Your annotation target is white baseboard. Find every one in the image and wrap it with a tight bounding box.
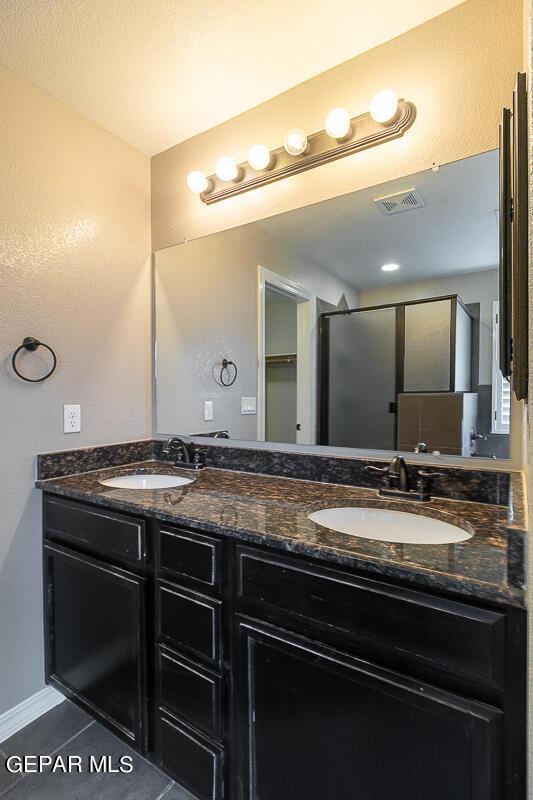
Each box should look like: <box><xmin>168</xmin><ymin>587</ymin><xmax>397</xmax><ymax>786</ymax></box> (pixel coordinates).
<box><xmin>0</xmin><ymin>687</ymin><xmax>65</xmax><ymax>744</ymax></box>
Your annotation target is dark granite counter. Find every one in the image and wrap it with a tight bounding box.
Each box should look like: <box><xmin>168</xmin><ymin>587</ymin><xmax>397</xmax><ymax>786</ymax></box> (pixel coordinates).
<box><xmin>35</xmin><ymin>459</ymin><xmax>527</xmax><ymax>608</ymax></box>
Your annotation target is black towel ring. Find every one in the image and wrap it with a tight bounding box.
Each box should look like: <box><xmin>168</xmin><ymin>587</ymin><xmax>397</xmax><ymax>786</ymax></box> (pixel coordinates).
<box><xmin>220</xmin><ymin>358</ymin><xmax>237</xmax><ymax>387</ymax></box>
<box><xmin>12</xmin><ymin>337</ymin><xmax>57</xmax><ymax>383</ymax></box>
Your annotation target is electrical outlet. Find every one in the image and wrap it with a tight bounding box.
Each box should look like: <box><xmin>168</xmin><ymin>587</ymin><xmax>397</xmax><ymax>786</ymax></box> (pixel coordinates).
<box><xmin>64</xmin><ymin>404</ymin><xmax>81</xmax><ymax>433</ymax></box>
<box><xmin>241</xmin><ymin>397</ymin><xmax>257</xmax><ymax>415</ymax></box>
<box><xmin>204</xmin><ymin>400</ymin><xmax>214</xmax><ymax>421</ymax></box>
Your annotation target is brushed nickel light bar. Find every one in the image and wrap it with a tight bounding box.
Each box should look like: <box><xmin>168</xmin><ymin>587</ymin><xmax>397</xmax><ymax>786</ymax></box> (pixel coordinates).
<box><xmin>186</xmin><ymin>91</ymin><xmax>416</xmax><ymax>205</ymax></box>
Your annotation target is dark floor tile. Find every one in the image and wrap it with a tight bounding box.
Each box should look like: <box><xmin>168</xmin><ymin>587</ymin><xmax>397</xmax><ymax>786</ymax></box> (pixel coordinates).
<box><xmin>0</xmin><ymin>701</ymin><xmax>93</xmax><ymax>797</ymax></box>
<box><xmin>3</xmin><ymin>722</ymin><xmax>171</xmax><ymax>800</ymax></box>
<box><xmin>158</xmin><ymin>781</ymin><xmax>198</xmax><ymax>800</ymax></box>
<box><xmin>0</xmin><ymin>764</ymin><xmax>22</xmax><ymax>797</ymax></box>
<box><xmin>1</xmin><ymin>701</ymin><xmax>92</xmax><ymax>760</ymax></box>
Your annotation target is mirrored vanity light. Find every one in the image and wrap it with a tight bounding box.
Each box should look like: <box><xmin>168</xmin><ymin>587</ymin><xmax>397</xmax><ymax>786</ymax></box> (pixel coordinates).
<box><xmin>283</xmin><ymin>128</ymin><xmax>308</xmax><ymax>156</ymax></box>
<box><xmin>186</xmin><ymin>170</ymin><xmax>210</xmax><ymax>194</ymax></box>
<box><xmin>325</xmin><ymin>107</ymin><xmax>351</xmax><ymax>140</ymax></box>
<box><xmin>248</xmin><ymin>144</ymin><xmax>272</xmax><ymax>171</ymax></box>
<box><xmin>215</xmin><ymin>156</ymin><xmax>240</xmax><ymax>182</ymax></box>
<box><xmin>194</xmin><ymin>92</ymin><xmax>415</xmax><ymax>203</ymax></box>
<box><xmin>370</xmin><ymin>90</ymin><xmax>399</xmax><ymax>124</ymax></box>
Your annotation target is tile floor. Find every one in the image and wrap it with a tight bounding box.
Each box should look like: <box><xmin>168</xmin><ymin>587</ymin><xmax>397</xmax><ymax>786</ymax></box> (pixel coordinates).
<box><xmin>0</xmin><ymin>700</ymin><xmax>195</xmax><ymax>799</ymax></box>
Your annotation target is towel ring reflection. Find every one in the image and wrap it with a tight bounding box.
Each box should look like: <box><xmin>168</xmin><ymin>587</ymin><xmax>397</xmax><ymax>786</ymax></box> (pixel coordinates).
<box><xmin>220</xmin><ymin>358</ymin><xmax>237</xmax><ymax>387</ymax></box>
<box><xmin>12</xmin><ymin>337</ymin><xmax>57</xmax><ymax>382</ymax></box>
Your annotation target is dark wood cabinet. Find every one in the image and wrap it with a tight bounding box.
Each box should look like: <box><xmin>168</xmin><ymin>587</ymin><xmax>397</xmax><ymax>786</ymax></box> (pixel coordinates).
<box><xmin>41</xmin><ymin>493</ymin><xmax>525</xmax><ymax>800</ymax></box>
<box><xmin>43</xmin><ymin>541</ymin><xmax>148</xmax><ymax>751</ymax></box>
<box><xmin>44</xmin><ymin>495</ymin><xmax>146</xmax><ymax>564</ymax></box>
<box><xmin>236</xmin><ymin>547</ymin><xmax>506</xmax><ymax>692</ymax></box>
<box><xmin>159</xmin><ymin>524</ymin><xmax>221</xmax><ymax>590</ymax></box>
<box><xmin>157</xmin><ymin>711</ymin><xmax>224</xmax><ymax>800</ymax></box>
<box><xmin>236</xmin><ymin>619</ymin><xmax>503</xmax><ymax>800</ymax></box>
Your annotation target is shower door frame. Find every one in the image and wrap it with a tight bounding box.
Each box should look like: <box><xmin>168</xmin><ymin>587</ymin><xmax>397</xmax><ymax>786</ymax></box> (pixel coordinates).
<box><xmin>317</xmin><ymin>294</ymin><xmax>472</xmax><ymax>447</ymax></box>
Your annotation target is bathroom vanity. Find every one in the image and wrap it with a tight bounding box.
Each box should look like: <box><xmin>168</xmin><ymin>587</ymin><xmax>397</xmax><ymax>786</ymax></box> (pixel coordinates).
<box><xmin>36</xmin><ymin>446</ymin><xmax>526</xmax><ymax>800</ymax></box>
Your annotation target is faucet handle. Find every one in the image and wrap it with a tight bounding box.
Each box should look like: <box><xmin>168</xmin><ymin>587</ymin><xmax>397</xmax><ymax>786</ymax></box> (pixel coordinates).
<box><xmin>417</xmin><ymin>470</ymin><xmax>446</xmax><ymax>478</ymax></box>
<box><xmin>416</xmin><ymin>469</ymin><xmax>445</xmax><ymax>498</ymax></box>
<box><xmin>365</xmin><ymin>464</ymin><xmax>391</xmax><ymax>489</ymax></box>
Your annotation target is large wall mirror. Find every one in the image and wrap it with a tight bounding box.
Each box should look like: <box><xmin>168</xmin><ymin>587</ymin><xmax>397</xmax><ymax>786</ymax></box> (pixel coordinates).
<box><xmin>154</xmin><ymin>149</ymin><xmax>511</xmax><ymax>460</ymax></box>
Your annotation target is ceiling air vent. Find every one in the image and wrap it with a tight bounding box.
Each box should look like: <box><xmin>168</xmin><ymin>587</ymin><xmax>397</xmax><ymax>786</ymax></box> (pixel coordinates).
<box><xmin>374</xmin><ymin>188</ymin><xmax>425</xmax><ymax>216</ymax></box>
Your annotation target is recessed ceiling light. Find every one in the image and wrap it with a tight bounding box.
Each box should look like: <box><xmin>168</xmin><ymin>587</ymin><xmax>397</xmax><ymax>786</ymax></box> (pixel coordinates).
<box><xmin>381</xmin><ymin>263</ymin><xmax>400</xmax><ymax>272</ymax></box>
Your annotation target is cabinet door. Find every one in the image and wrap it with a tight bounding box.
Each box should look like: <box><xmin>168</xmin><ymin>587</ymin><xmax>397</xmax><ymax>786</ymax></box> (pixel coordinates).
<box><xmin>237</xmin><ymin>620</ymin><xmax>503</xmax><ymax>800</ymax></box>
<box><xmin>44</xmin><ymin>542</ymin><xmax>147</xmax><ymax>751</ymax></box>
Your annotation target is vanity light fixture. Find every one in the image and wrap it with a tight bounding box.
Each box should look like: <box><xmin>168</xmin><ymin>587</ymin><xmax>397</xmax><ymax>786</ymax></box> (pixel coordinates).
<box><xmin>248</xmin><ymin>144</ymin><xmax>272</xmax><ymax>171</ymax></box>
<box><xmin>381</xmin><ymin>263</ymin><xmax>400</xmax><ymax>272</ymax></box>
<box><xmin>186</xmin><ymin>170</ymin><xmax>210</xmax><ymax>194</ymax></box>
<box><xmin>215</xmin><ymin>156</ymin><xmax>240</xmax><ymax>182</ymax></box>
<box><xmin>369</xmin><ymin>90</ymin><xmax>399</xmax><ymax>124</ymax></box>
<box><xmin>325</xmin><ymin>107</ymin><xmax>351</xmax><ymax>140</ymax></box>
<box><xmin>283</xmin><ymin>128</ymin><xmax>308</xmax><ymax>156</ymax></box>
<box><xmin>189</xmin><ymin>90</ymin><xmax>415</xmax><ymax>203</ymax></box>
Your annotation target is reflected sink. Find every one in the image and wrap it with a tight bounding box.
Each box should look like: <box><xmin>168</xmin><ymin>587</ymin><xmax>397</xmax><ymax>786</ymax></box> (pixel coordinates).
<box><xmin>99</xmin><ymin>474</ymin><xmax>194</xmax><ymax>490</ymax></box>
<box><xmin>308</xmin><ymin>506</ymin><xmax>472</xmax><ymax>545</ymax></box>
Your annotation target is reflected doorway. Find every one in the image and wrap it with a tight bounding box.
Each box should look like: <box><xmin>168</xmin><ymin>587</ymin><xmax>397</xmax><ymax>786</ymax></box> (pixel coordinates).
<box><xmin>258</xmin><ymin>267</ymin><xmax>317</xmax><ymax>445</ymax></box>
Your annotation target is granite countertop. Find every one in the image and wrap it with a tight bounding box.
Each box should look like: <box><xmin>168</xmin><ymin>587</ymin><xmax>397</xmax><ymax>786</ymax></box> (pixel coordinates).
<box><xmin>36</xmin><ymin>460</ymin><xmax>527</xmax><ymax>608</ymax></box>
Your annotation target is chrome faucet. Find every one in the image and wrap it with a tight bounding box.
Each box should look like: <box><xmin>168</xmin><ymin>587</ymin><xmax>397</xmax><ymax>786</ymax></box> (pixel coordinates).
<box><xmin>162</xmin><ymin>436</ymin><xmax>204</xmax><ymax>469</ymax></box>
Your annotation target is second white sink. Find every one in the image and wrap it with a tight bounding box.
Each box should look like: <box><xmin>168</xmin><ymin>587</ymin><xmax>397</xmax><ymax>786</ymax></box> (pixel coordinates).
<box><xmin>308</xmin><ymin>506</ymin><xmax>472</xmax><ymax>545</ymax></box>
<box><xmin>99</xmin><ymin>474</ymin><xmax>194</xmax><ymax>489</ymax></box>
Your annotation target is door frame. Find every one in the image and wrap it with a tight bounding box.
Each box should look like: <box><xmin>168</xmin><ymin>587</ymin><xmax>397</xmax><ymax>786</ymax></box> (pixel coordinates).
<box><xmin>257</xmin><ymin>266</ymin><xmax>317</xmax><ymax>443</ymax></box>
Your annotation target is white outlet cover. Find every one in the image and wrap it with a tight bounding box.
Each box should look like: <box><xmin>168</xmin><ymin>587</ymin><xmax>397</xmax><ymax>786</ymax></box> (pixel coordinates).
<box><xmin>241</xmin><ymin>397</ymin><xmax>257</xmax><ymax>415</ymax></box>
<box><xmin>63</xmin><ymin>404</ymin><xmax>81</xmax><ymax>433</ymax></box>
<box><xmin>204</xmin><ymin>400</ymin><xmax>214</xmax><ymax>421</ymax></box>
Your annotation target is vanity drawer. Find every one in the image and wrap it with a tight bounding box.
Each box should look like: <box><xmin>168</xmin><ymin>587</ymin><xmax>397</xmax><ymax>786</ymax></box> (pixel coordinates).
<box><xmin>236</xmin><ymin>548</ymin><xmax>506</xmax><ymax>689</ymax></box>
<box><xmin>43</xmin><ymin>495</ymin><xmax>145</xmax><ymax>563</ymax></box>
<box><xmin>158</xmin><ymin>580</ymin><xmax>222</xmax><ymax>667</ymax></box>
<box><xmin>159</xmin><ymin>525</ymin><xmax>221</xmax><ymax>591</ymax></box>
<box><xmin>159</xmin><ymin>647</ymin><xmax>222</xmax><ymax>740</ymax></box>
<box><xmin>156</xmin><ymin>711</ymin><xmax>224</xmax><ymax>800</ymax></box>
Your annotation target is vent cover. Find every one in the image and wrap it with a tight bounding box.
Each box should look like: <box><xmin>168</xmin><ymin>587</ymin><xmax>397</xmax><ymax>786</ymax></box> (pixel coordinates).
<box><xmin>374</xmin><ymin>188</ymin><xmax>425</xmax><ymax>215</ymax></box>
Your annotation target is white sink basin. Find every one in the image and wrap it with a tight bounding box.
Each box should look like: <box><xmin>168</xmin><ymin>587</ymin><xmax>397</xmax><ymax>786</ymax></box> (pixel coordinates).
<box><xmin>99</xmin><ymin>474</ymin><xmax>194</xmax><ymax>490</ymax></box>
<box><xmin>308</xmin><ymin>506</ymin><xmax>472</xmax><ymax>545</ymax></box>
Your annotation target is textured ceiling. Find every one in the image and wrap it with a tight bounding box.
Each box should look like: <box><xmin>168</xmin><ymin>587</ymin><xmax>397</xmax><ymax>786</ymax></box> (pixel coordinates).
<box><xmin>0</xmin><ymin>0</ymin><xmax>465</xmax><ymax>155</ymax></box>
<box><xmin>258</xmin><ymin>150</ymin><xmax>499</xmax><ymax>290</ymax></box>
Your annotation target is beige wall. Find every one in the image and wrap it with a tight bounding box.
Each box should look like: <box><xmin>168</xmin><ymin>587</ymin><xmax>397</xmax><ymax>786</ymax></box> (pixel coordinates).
<box><xmin>155</xmin><ymin>223</ymin><xmax>358</xmax><ymax>437</ymax></box>
<box><xmin>152</xmin><ymin>0</ymin><xmax>523</xmax><ymax>252</ymax></box>
<box><xmin>0</xmin><ymin>65</ymin><xmax>151</xmax><ymax>715</ymax></box>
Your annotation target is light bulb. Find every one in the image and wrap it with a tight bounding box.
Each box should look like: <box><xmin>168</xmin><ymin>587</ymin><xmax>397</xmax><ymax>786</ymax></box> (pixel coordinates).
<box><xmin>284</xmin><ymin>128</ymin><xmax>308</xmax><ymax>156</ymax></box>
<box><xmin>248</xmin><ymin>144</ymin><xmax>272</xmax><ymax>171</ymax></box>
<box><xmin>381</xmin><ymin>263</ymin><xmax>400</xmax><ymax>272</ymax></box>
<box><xmin>215</xmin><ymin>156</ymin><xmax>239</xmax><ymax>181</ymax></box>
<box><xmin>325</xmin><ymin>107</ymin><xmax>351</xmax><ymax>140</ymax></box>
<box><xmin>186</xmin><ymin>170</ymin><xmax>209</xmax><ymax>194</ymax></box>
<box><xmin>370</xmin><ymin>90</ymin><xmax>399</xmax><ymax>124</ymax></box>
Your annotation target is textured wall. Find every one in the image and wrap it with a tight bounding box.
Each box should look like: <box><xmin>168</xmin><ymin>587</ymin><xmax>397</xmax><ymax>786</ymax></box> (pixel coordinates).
<box><xmin>0</xmin><ymin>65</ymin><xmax>151</xmax><ymax>715</ymax></box>
<box><xmin>155</xmin><ymin>222</ymin><xmax>358</xmax><ymax>437</ymax></box>
<box><xmin>151</xmin><ymin>0</ymin><xmax>523</xmax><ymax>251</ymax></box>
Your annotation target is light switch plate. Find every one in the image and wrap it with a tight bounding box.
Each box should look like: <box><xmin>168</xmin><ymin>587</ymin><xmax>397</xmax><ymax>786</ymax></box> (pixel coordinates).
<box><xmin>204</xmin><ymin>400</ymin><xmax>214</xmax><ymax>421</ymax></box>
<box><xmin>241</xmin><ymin>397</ymin><xmax>257</xmax><ymax>415</ymax></box>
<box><xmin>64</xmin><ymin>404</ymin><xmax>81</xmax><ymax>433</ymax></box>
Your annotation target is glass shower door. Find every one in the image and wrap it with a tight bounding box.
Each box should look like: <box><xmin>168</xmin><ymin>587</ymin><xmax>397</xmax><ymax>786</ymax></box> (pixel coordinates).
<box><xmin>322</xmin><ymin>307</ymin><xmax>397</xmax><ymax>449</ymax></box>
